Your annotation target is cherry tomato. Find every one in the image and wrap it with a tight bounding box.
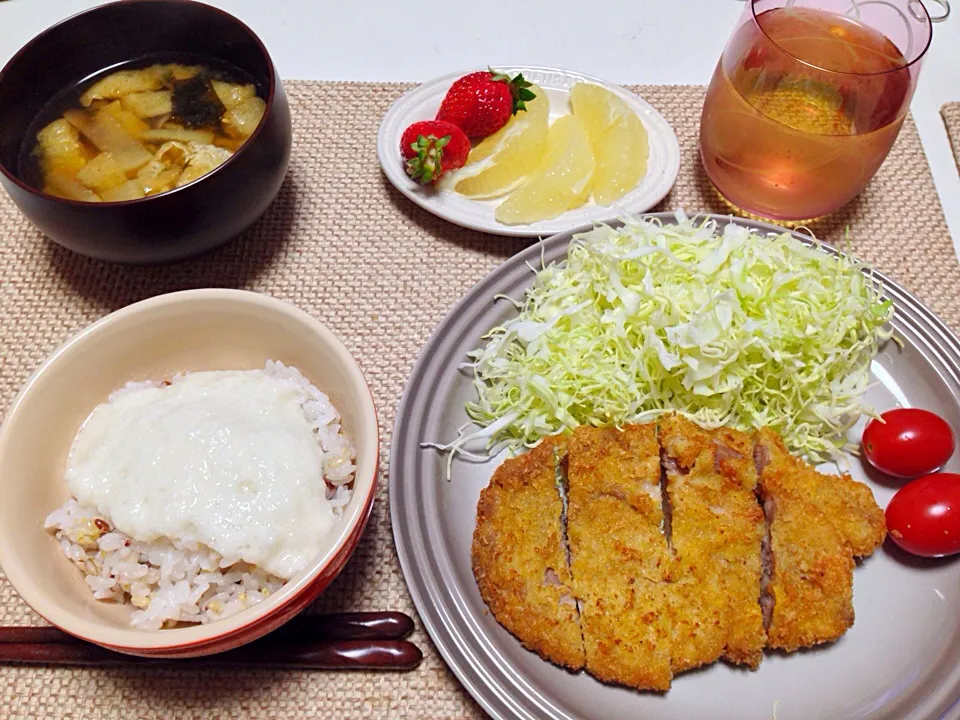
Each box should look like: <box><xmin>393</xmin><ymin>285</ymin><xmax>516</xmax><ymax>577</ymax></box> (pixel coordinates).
<box><xmin>862</xmin><ymin>408</ymin><xmax>954</xmax><ymax>478</ymax></box>
<box><xmin>886</xmin><ymin>473</ymin><xmax>960</xmax><ymax>557</ymax></box>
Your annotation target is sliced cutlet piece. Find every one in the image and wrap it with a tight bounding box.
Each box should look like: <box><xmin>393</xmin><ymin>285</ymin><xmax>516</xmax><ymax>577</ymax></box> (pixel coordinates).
<box><xmin>567</xmin><ymin>423</ymin><xmax>673</xmax><ymax>691</ymax></box>
<box><xmin>755</xmin><ymin>429</ymin><xmax>886</xmax><ymax>555</ymax></box>
<box><xmin>754</xmin><ymin>428</ymin><xmax>885</xmax><ymax>652</ymax></box>
<box><xmin>473</xmin><ymin>435</ymin><xmax>585</xmax><ymax>670</ymax></box>
<box><xmin>659</xmin><ymin>414</ymin><xmax>766</xmax><ymax>671</ymax></box>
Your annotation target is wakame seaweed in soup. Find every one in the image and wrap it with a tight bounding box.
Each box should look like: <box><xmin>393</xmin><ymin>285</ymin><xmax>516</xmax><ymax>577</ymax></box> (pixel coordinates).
<box><xmin>20</xmin><ymin>55</ymin><xmax>267</xmax><ymax>202</ymax></box>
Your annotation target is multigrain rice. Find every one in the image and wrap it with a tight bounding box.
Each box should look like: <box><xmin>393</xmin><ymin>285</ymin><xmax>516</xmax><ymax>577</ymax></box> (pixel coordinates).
<box><xmin>45</xmin><ymin>361</ymin><xmax>355</xmax><ymax>630</ymax></box>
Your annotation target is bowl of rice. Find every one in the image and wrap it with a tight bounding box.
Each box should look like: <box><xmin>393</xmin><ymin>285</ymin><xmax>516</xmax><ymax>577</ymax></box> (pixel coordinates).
<box><xmin>0</xmin><ymin>289</ymin><xmax>378</xmax><ymax>657</ymax></box>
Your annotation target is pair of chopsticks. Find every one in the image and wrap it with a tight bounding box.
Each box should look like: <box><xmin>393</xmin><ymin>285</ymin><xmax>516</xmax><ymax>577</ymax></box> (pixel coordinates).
<box><xmin>0</xmin><ymin>611</ymin><xmax>422</xmax><ymax>671</ymax></box>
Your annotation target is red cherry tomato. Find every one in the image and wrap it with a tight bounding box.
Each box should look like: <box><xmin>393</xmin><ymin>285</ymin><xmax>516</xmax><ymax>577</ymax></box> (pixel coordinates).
<box><xmin>862</xmin><ymin>408</ymin><xmax>954</xmax><ymax>478</ymax></box>
<box><xmin>886</xmin><ymin>473</ymin><xmax>960</xmax><ymax>557</ymax></box>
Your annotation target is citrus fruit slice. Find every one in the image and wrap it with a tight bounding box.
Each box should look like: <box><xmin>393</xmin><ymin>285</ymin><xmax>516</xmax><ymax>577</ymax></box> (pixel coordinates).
<box><xmin>569</xmin><ymin>83</ymin><xmax>648</xmax><ymax>206</ymax></box>
<box><xmin>447</xmin><ymin>85</ymin><xmax>549</xmax><ymax>200</ymax></box>
<box><xmin>494</xmin><ymin>114</ymin><xmax>595</xmax><ymax>225</ymax></box>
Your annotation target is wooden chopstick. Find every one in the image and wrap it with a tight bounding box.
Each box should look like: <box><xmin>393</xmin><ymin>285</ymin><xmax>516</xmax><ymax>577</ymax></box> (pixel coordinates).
<box><xmin>0</xmin><ymin>611</ymin><xmax>415</xmax><ymax>645</ymax></box>
<box><xmin>0</xmin><ymin>640</ymin><xmax>422</xmax><ymax>670</ymax></box>
<box><xmin>0</xmin><ymin>611</ymin><xmax>422</xmax><ymax>671</ymax></box>
<box><xmin>268</xmin><ymin>611</ymin><xmax>415</xmax><ymax>641</ymax></box>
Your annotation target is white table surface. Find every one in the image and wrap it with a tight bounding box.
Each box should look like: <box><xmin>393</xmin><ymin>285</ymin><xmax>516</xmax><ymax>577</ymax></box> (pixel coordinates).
<box><xmin>2</xmin><ymin>0</ymin><xmax>958</xmax><ymax>255</ymax></box>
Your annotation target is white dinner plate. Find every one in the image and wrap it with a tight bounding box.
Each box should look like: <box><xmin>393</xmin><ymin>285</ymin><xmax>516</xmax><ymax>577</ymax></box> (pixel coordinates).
<box><xmin>377</xmin><ymin>66</ymin><xmax>681</xmax><ymax>237</ymax></box>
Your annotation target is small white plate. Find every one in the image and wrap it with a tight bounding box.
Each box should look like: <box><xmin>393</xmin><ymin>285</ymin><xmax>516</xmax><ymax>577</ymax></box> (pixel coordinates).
<box><xmin>377</xmin><ymin>66</ymin><xmax>681</xmax><ymax>237</ymax></box>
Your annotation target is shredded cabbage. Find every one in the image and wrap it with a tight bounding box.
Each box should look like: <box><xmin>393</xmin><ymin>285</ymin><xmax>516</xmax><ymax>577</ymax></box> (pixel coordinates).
<box><xmin>442</xmin><ymin>212</ymin><xmax>894</xmax><ymax>464</ymax></box>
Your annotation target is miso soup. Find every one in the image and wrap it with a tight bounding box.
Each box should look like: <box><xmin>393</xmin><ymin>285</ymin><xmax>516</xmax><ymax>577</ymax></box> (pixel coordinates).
<box><xmin>23</xmin><ymin>57</ymin><xmax>266</xmax><ymax>202</ymax></box>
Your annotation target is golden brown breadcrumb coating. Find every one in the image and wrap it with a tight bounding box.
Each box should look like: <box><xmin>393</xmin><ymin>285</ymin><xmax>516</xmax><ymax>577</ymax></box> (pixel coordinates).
<box><xmin>755</xmin><ymin>429</ymin><xmax>887</xmax><ymax>555</ymax></box>
<box><xmin>471</xmin><ymin>420</ymin><xmax>887</xmax><ymax>689</ymax></box>
<box><xmin>472</xmin><ymin>435</ymin><xmax>585</xmax><ymax>670</ymax></box>
<box><xmin>567</xmin><ymin>424</ymin><xmax>673</xmax><ymax>692</ymax></box>
<box><xmin>660</xmin><ymin>414</ymin><xmax>767</xmax><ymax>671</ymax></box>
<box><xmin>754</xmin><ymin>428</ymin><xmax>885</xmax><ymax>652</ymax></box>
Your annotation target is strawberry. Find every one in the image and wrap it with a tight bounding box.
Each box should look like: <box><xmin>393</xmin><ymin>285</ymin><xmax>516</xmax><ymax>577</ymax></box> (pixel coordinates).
<box><xmin>400</xmin><ymin>120</ymin><xmax>471</xmax><ymax>184</ymax></box>
<box><xmin>436</xmin><ymin>69</ymin><xmax>536</xmax><ymax>139</ymax></box>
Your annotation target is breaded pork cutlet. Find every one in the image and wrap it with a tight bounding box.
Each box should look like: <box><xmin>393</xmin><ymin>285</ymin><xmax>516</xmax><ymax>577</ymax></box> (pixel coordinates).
<box><xmin>753</xmin><ymin>428</ymin><xmax>886</xmax><ymax>652</ymax></box>
<box><xmin>659</xmin><ymin>414</ymin><xmax>767</xmax><ymax>671</ymax></box>
<box><xmin>472</xmin><ymin>435</ymin><xmax>585</xmax><ymax>670</ymax></box>
<box><xmin>755</xmin><ymin>429</ymin><xmax>887</xmax><ymax>555</ymax></box>
<box><xmin>567</xmin><ymin>424</ymin><xmax>673</xmax><ymax>691</ymax></box>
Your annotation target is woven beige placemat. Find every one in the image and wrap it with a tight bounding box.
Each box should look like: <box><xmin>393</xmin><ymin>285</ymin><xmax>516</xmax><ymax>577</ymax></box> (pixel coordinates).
<box><xmin>941</xmin><ymin>102</ymin><xmax>960</xmax><ymax>173</ymax></box>
<box><xmin>0</xmin><ymin>81</ymin><xmax>957</xmax><ymax>719</ymax></box>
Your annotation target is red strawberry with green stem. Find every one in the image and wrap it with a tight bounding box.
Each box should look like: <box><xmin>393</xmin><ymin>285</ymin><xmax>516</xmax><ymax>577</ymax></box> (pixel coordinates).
<box><xmin>400</xmin><ymin>120</ymin><xmax>471</xmax><ymax>184</ymax></box>
<box><xmin>436</xmin><ymin>69</ymin><xmax>536</xmax><ymax>139</ymax></box>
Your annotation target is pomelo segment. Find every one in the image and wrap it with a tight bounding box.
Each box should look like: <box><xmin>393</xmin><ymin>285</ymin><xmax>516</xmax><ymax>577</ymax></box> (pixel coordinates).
<box><xmin>449</xmin><ymin>85</ymin><xmax>549</xmax><ymax>200</ymax></box>
<box><xmin>570</xmin><ymin>83</ymin><xmax>648</xmax><ymax>205</ymax></box>
<box><xmin>495</xmin><ymin>114</ymin><xmax>594</xmax><ymax>225</ymax></box>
